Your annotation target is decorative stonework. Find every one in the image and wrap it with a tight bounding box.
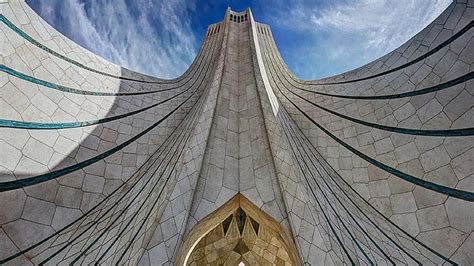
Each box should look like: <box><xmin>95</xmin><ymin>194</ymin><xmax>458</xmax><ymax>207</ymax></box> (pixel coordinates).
<box><xmin>0</xmin><ymin>1</ymin><xmax>473</xmax><ymax>264</ymax></box>
<box><xmin>176</xmin><ymin>194</ymin><xmax>299</xmax><ymax>266</ymax></box>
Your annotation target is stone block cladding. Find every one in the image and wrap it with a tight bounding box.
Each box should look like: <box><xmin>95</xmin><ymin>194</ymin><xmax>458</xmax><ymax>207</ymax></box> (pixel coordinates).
<box><xmin>0</xmin><ymin>0</ymin><xmax>472</xmax><ymax>264</ymax></box>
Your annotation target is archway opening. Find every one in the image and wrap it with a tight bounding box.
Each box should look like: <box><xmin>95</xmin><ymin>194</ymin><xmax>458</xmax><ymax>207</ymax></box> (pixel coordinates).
<box><xmin>176</xmin><ymin>194</ymin><xmax>299</xmax><ymax>265</ymax></box>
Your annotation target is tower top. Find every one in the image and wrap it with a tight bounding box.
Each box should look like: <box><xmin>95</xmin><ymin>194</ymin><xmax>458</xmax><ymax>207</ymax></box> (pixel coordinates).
<box><xmin>226</xmin><ymin>7</ymin><xmax>252</xmax><ymax>23</ymax></box>
<box><xmin>1</xmin><ymin>1</ymin><xmax>472</xmax><ymax>265</ymax></box>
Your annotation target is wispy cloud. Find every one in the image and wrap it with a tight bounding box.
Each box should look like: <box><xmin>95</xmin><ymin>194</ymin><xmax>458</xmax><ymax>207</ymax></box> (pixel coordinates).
<box><xmin>308</xmin><ymin>0</ymin><xmax>450</xmax><ymax>52</ymax></box>
<box><xmin>262</xmin><ymin>0</ymin><xmax>451</xmax><ymax>79</ymax></box>
<box><xmin>28</xmin><ymin>0</ymin><xmax>452</xmax><ymax>80</ymax></box>
<box><xmin>28</xmin><ymin>0</ymin><xmax>197</xmax><ymax>79</ymax></box>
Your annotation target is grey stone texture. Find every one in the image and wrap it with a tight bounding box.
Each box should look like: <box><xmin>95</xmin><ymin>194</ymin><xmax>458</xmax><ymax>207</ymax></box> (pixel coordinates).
<box><xmin>0</xmin><ymin>0</ymin><xmax>473</xmax><ymax>265</ymax></box>
<box><xmin>255</xmin><ymin>0</ymin><xmax>474</xmax><ymax>264</ymax></box>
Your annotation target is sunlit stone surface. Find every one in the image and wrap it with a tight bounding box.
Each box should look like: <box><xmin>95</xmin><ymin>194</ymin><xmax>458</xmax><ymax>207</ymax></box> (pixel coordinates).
<box><xmin>0</xmin><ymin>1</ymin><xmax>473</xmax><ymax>264</ymax></box>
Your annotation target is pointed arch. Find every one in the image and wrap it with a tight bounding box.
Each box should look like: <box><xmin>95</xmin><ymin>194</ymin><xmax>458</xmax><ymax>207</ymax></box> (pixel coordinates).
<box><xmin>175</xmin><ymin>193</ymin><xmax>300</xmax><ymax>265</ymax></box>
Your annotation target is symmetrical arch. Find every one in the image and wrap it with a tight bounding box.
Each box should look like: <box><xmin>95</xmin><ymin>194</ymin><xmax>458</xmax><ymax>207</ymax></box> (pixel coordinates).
<box><xmin>0</xmin><ymin>1</ymin><xmax>473</xmax><ymax>265</ymax></box>
<box><xmin>176</xmin><ymin>194</ymin><xmax>300</xmax><ymax>265</ymax></box>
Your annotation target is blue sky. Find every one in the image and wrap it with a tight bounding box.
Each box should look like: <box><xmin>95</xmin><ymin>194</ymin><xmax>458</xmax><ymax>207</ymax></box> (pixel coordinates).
<box><xmin>26</xmin><ymin>0</ymin><xmax>451</xmax><ymax>80</ymax></box>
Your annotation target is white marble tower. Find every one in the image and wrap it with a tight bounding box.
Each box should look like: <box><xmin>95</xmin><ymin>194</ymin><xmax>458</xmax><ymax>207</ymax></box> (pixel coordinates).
<box><xmin>0</xmin><ymin>1</ymin><xmax>473</xmax><ymax>264</ymax></box>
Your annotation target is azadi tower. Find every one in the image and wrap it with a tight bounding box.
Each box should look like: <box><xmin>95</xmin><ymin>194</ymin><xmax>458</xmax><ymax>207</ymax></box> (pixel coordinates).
<box><xmin>0</xmin><ymin>0</ymin><xmax>473</xmax><ymax>265</ymax></box>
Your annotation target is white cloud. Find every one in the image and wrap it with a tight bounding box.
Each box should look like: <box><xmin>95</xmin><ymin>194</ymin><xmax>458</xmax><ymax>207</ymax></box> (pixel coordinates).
<box><xmin>262</xmin><ymin>0</ymin><xmax>451</xmax><ymax>79</ymax></box>
<box><xmin>308</xmin><ymin>0</ymin><xmax>451</xmax><ymax>53</ymax></box>
<box><xmin>33</xmin><ymin>0</ymin><xmax>197</xmax><ymax>79</ymax></box>
<box><xmin>30</xmin><ymin>0</ymin><xmax>453</xmax><ymax>80</ymax></box>
<box><xmin>37</xmin><ymin>1</ymin><xmax>56</xmax><ymax>24</ymax></box>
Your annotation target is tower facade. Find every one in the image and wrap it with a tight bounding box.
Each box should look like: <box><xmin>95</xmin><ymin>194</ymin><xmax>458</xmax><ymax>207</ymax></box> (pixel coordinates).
<box><xmin>0</xmin><ymin>1</ymin><xmax>473</xmax><ymax>265</ymax></box>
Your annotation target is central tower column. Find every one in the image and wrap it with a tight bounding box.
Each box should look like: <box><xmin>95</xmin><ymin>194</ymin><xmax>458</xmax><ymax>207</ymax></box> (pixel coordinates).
<box><xmin>138</xmin><ymin>8</ymin><xmax>298</xmax><ymax>265</ymax></box>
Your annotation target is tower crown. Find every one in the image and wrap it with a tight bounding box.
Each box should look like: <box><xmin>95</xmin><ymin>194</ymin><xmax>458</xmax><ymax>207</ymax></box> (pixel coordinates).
<box><xmin>227</xmin><ymin>8</ymin><xmax>251</xmax><ymax>23</ymax></box>
<box><xmin>0</xmin><ymin>2</ymin><xmax>472</xmax><ymax>265</ymax></box>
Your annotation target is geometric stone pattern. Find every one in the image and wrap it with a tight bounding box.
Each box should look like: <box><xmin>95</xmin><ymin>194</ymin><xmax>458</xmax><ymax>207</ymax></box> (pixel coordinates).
<box><xmin>185</xmin><ymin>9</ymin><xmax>290</xmax><ymax>234</ymax></box>
<box><xmin>138</xmin><ymin>20</ymin><xmax>229</xmax><ymax>266</ymax></box>
<box><xmin>139</xmin><ymin>10</ymin><xmax>292</xmax><ymax>265</ymax></box>
<box><xmin>256</xmin><ymin>0</ymin><xmax>474</xmax><ymax>264</ymax></box>
<box><xmin>173</xmin><ymin>194</ymin><xmax>300</xmax><ymax>265</ymax></box>
<box><xmin>0</xmin><ymin>0</ymin><xmax>220</xmax><ymax>264</ymax></box>
<box><xmin>187</xmin><ymin>208</ymin><xmax>293</xmax><ymax>265</ymax></box>
<box><xmin>0</xmin><ymin>0</ymin><xmax>472</xmax><ymax>265</ymax></box>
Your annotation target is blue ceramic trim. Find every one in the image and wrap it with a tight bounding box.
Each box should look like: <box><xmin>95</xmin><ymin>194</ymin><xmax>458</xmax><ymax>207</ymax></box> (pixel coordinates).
<box><xmin>301</xmin><ymin>21</ymin><xmax>473</xmax><ymax>85</ymax></box>
<box><xmin>261</xmin><ymin>33</ymin><xmax>456</xmax><ymax>263</ymax></box>
<box><xmin>0</xmin><ymin>85</ymin><xmax>191</xmax><ymax>129</ymax></box>
<box><xmin>0</xmin><ymin>100</ymin><xmax>200</xmax><ymax>264</ymax></box>
<box><xmin>0</xmin><ymin>35</ymin><xmax>217</xmax><ymax>97</ymax></box>
<box><xmin>262</xmin><ymin>34</ymin><xmax>474</xmax><ymax>137</ymax></box>
<box><xmin>288</xmin><ymin>87</ymin><xmax>474</xmax><ymax>137</ymax></box>
<box><xmin>0</xmin><ymin>39</ymin><xmax>218</xmax><ymax>129</ymax></box>
<box><xmin>0</xmin><ymin>14</ymin><xmax>167</xmax><ymax>84</ymax></box>
<box><xmin>282</xmin><ymin>114</ymin><xmax>453</xmax><ymax>264</ymax></box>
<box><xmin>278</xmin><ymin>88</ymin><xmax>474</xmax><ymax>201</ymax></box>
<box><xmin>0</xmin><ymin>84</ymin><xmax>202</xmax><ymax>192</ymax></box>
